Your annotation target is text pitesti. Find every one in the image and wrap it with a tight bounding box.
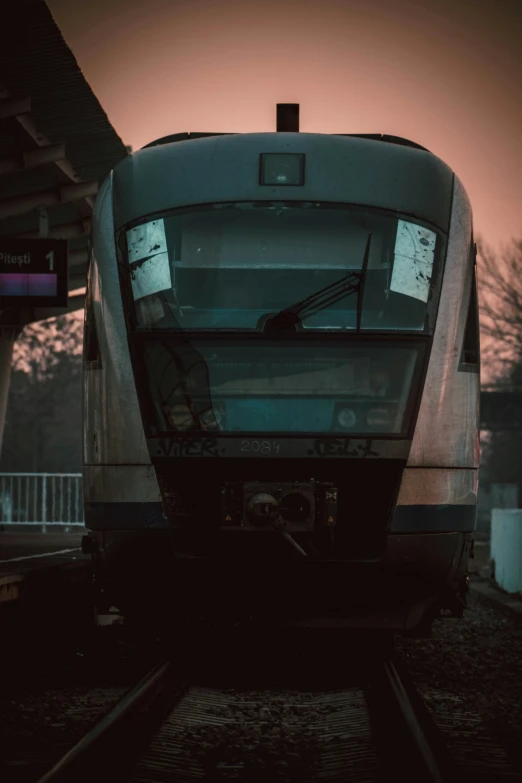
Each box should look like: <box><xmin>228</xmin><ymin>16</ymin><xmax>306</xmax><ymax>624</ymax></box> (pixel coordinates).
<box><xmin>0</xmin><ymin>252</ymin><xmax>31</xmax><ymax>266</ymax></box>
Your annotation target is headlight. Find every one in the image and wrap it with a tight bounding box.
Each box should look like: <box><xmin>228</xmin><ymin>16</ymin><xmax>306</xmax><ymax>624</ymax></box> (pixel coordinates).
<box><xmin>213</xmin><ymin>407</ymin><xmax>226</xmax><ymax>428</ymax></box>
<box><xmin>366</xmin><ymin>408</ymin><xmax>392</xmax><ymax>427</ymax></box>
<box><xmin>337</xmin><ymin>407</ymin><xmax>357</xmax><ymax>429</ymax></box>
<box><xmin>200</xmin><ymin>406</ymin><xmax>225</xmax><ymax>430</ymax></box>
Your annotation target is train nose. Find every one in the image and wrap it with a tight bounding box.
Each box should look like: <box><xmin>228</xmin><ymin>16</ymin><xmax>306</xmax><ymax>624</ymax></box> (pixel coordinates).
<box><xmin>246</xmin><ymin>493</ymin><xmax>279</xmax><ymax>526</ymax></box>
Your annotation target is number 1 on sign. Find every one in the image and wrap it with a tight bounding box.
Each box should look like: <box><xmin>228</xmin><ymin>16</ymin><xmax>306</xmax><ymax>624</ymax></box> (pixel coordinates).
<box><xmin>46</xmin><ymin>250</ymin><xmax>54</xmax><ymax>270</ymax></box>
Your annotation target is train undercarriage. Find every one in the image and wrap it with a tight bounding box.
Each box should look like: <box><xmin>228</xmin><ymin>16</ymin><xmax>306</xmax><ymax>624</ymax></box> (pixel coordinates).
<box><xmin>83</xmin><ymin>520</ymin><xmax>472</xmax><ymax>636</ymax></box>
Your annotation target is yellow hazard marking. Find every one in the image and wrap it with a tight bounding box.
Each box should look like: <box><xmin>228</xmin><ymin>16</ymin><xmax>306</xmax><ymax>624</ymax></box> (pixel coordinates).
<box><xmin>225</xmin><ymin>514</ymin><xmax>232</xmax><ymax>521</ymax></box>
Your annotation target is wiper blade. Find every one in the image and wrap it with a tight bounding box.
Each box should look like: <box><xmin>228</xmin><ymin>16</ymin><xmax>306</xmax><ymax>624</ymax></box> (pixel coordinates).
<box><xmin>262</xmin><ymin>233</ymin><xmax>372</xmax><ymax>331</ymax></box>
<box><xmin>286</xmin><ymin>272</ymin><xmax>361</xmax><ymax>319</ymax></box>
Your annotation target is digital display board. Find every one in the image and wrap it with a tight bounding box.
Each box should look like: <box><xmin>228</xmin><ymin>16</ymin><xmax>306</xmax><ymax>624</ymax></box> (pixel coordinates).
<box><xmin>0</xmin><ymin>238</ymin><xmax>68</xmax><ymax>307</ymax></box>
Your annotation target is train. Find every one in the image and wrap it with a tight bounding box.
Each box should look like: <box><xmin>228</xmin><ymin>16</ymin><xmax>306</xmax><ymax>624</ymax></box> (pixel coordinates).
<box><xmin>81</xmin><ymin>105</ymin><xmax>480</xmax><ymax>633</ymax></box>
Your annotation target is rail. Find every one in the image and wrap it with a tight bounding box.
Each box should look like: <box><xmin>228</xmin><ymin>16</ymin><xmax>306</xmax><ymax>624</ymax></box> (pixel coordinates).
<box><xmin>34</xmin><ymin>644</ymin><xmax>456</xmax><ymax>783</ymax></box>
<box><xmin>368</xmin><ymin>654</ymin><xmax>456</xmax><ymax>783</ymax></box>
<box><xmin>37</xmin><ymin>660</ymin><xmax>175</xmax><ymax>783</ymax></box>
<box><xmin>0</xmin><ymin>472</ymin><xmax>84</xmax><ymax>531</ymax></box>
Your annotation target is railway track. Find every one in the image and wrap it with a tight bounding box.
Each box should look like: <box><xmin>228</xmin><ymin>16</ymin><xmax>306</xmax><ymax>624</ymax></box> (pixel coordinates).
<box><xmin>36</xmin><ymin>633</ymin><xmax>456</xmax><ymax>783</ymax></box>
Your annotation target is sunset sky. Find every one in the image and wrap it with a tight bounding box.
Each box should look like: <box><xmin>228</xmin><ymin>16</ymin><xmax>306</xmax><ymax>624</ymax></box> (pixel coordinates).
<box><xmin>46</xmin><ymin>0</ymin><xmax>522</xmax><ymax>256</ymax></box>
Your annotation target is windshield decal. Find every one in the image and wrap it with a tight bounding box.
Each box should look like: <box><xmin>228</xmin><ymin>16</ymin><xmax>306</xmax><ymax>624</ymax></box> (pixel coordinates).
<box><xmin>127</xmin><ymin>219</ymin><xmax>168</xmax><ymax>262</ymax></box>
<box><xmin>127</xmin><ymin>220</ymin><xmax>171</xmax><ymax>301</ymax></box>
<box><xmin>390</xmin><ymin>221</ymin><xmax>436</xmax><ymax>303</ymax></box>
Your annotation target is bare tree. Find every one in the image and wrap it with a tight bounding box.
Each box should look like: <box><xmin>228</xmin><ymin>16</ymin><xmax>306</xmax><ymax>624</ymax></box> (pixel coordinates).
<box><xmin>477</xmin><ymin>236</ymin><xmax>522</xmax><ymax>515</ymax></box>
<box><xmin>1</xmin><ymin>313</ymin><xmax>84</xmax><ymax>473</ymax></box>
<box><xmin>477</xmin><ymin>235</ymin><xmax>522</xmax><ymax>380</ymax></box>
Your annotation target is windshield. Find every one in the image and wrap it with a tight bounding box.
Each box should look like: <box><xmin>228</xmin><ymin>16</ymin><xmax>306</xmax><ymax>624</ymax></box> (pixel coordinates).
<box><xmin>134</xmin><ymin>338</ymin><xmax>423</xmax><ymax>436</ymax></box>
<box><xmin>120</xmin><ymin>203</ymin><xmax>443</xmax><ymax>332</ymax></box>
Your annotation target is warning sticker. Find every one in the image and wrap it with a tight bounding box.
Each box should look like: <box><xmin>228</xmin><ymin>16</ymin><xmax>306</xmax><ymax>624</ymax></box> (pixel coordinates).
<box><xmin>126</xmin><ymin>220</ymin><xmax>172</xmax><ymax>302</ymax></box>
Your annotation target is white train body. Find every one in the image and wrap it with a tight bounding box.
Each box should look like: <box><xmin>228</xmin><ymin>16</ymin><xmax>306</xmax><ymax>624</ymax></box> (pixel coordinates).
<box><xmin>82</xmin><ymin>130</ymin><xmax>479</xmax><ymax>630</ymax></box>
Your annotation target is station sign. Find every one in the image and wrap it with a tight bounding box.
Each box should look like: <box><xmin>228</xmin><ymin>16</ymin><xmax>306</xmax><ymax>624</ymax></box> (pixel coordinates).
<box><xmin>0</xmin><ymin>237</ymin><xmax>68</xmax><ymax>307</ymax></box>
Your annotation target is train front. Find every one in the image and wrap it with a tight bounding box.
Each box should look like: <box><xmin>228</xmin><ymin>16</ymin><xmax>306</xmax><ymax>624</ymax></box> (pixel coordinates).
<box><xmin>91</xmin><ymin>132</ymin><xmax>476</xmax><ymax>629</ymax></box>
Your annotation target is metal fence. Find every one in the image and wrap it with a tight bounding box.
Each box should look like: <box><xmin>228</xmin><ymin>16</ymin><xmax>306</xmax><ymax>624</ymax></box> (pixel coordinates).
<box><xmin>0</xmin><ymin>473</ymin><xmax>84</xmax><ymax>531</ymax></box>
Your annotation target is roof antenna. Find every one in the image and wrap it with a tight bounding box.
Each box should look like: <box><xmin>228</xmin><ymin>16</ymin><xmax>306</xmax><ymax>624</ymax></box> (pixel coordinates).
<box><xmin>276</xmin><ymin>104</ymin><xmax>299</xmax><ymax>132</ymax></box>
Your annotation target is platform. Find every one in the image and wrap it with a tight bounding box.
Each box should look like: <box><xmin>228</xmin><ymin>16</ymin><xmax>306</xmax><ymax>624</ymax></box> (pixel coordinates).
<box><xmin>0</xmin><ymin>531</ymin><xmax>90</xmax><ymax>604</ymax></box>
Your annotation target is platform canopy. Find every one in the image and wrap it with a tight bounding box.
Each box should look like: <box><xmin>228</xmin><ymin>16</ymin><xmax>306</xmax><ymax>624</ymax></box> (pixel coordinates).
<box><xmin>0</xmin><ymin>0</ymin><xmax>128</xmax><ymax>322</ymax></box>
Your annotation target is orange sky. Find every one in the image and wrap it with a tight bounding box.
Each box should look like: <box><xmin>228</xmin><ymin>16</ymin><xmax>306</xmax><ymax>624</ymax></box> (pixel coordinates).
<box><xmin>47</xmin><ymin>0</ymin><xmax>522</xmax><ymax>254</ymax></box>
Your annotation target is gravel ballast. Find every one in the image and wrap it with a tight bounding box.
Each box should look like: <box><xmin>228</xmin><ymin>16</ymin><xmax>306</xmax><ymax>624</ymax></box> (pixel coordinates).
<box><xmin>1</xmin><ymin>580</ymin><xmax>522</xmax><ymax>782</ymax></box>
<box><xmin>397</xmin><ymin>582</ymin><xmax>522</xmax><ymax>780</ymax></box>
<box><xmin>0</xmin><ymin>630</ymin><xmax>163</xmax><ymax>783</ymax></box>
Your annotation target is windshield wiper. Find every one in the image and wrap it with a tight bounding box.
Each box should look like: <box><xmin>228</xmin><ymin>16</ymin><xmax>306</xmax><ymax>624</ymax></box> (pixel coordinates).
<box><xmin>261</xmin><ymin>233</ymin><xmax>372</xmax><ymax>332</ymax></box>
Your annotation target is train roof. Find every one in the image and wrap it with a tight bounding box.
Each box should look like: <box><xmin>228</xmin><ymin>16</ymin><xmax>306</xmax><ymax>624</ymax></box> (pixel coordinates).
<box><xmin>142</xmin><ymin>132</ymin><xmax>429</xmax><ymax>152</ymax></box>
<box><xmin>110</xmin><ymin>132</ymin><xmax>453</xmax><ymax>233</ymax></box>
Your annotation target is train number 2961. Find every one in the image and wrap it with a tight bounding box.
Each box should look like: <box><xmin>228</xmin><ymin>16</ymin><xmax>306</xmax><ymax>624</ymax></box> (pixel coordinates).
<box><xmin>240</xmin><ymin>440</ymin><xmax>280</xmax><ymax>454</ymax></box>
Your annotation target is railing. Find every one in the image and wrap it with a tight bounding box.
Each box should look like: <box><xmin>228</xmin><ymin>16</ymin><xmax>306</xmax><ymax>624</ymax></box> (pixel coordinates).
<box><xmin>0</xmin><ymin>473</ymin><xmax>84</xmax><ymax>531</ymax></box>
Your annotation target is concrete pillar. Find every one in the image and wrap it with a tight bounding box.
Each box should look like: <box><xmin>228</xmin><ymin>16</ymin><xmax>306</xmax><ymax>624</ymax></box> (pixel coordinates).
<box><xmin>0</xmin><ymin>327</ymin><xmax>19</xmax><ymax>457</ymax></box>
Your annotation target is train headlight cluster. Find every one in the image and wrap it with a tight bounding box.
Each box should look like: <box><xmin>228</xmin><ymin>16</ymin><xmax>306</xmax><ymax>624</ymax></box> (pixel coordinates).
<box><xmin>366</xmin><ymin>408</ymin><xmax>392</xmax><ymax>427</ymax></box>
<box><xmin>337</xmin><ymin>407</ymin><xmax>357</xmax><ymax>429</ymax></box>
<box><xmin>335</xmin><ymin>405</ymin><xmax>394</xmax><ymax>431</ymax></box>
<box><xmin>212</xmin><ymin>407</ymin><xmax>226</xmax><ymax>428</ymax></box>
<box><xmin>200</xmin><ymin>405</ymin><xmax>226</xmax><ymax>431</ymax></box>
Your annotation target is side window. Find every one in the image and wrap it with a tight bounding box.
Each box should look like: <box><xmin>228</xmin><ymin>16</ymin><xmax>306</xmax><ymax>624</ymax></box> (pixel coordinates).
<box><xmin>84</xmin><ymin>260</ymin><xmax>101</xmax><ymax>365</ymax></box>
<box><xmin>459</xmin><ymin>243</ymin><xmax>479</xmax><ymax>371</ymax></box>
